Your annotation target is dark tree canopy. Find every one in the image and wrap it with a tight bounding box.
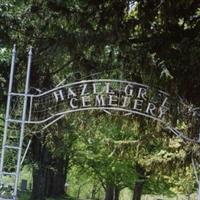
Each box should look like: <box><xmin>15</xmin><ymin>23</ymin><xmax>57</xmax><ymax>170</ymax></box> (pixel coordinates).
<box><xmin>0</xmin><ymin>1</ymin><xmax>200</xmax><ymax>200</ymax></box>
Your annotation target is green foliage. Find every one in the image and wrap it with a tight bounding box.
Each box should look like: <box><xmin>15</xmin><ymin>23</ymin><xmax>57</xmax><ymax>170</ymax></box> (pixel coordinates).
<box><xmin>0</xmin><ymin>0</ymin><xmax>200</xmax><ymax>199</ymax></box>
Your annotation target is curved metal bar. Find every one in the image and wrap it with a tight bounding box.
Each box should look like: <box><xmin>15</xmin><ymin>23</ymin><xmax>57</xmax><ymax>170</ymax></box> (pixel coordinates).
<box><xmin>29</xmin><ymin>79</ymin><xmax>169</xmax><ymax>98</ymax></box>
<box><xmin>166</xmin><ymin>126</ymin><xmax>199</xmax><ymax>143</ymax></box>
<box><xmin>36</xmin><ymin>106</ymin><xmax>199</xmax><ymax>144</ymax></box>
<box><xmin>16</xmin><ymin>78</ymin><xmax>198</xmax><ymax>143</ymax></box>
<box><xmin>26</xmin><ymin>106</ymin><xmax>165</xmax><ymax>124</ymax></box>
<box><xmin>192</xmin><ymin>107</ymin><xmax>200</xmax><ymax>118</ymax></box>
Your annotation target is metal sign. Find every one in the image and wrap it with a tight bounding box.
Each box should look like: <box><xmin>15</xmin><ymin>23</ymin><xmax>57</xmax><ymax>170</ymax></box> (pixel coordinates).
<box><xmin>0</xmin><ymin>46</ymin><xmax>199</xmax><ymax>200</ymax></box>
<box><xmin>24</xmin><ymin>79</ymin><xmax>199</xmax><ymax>143</ymax></box>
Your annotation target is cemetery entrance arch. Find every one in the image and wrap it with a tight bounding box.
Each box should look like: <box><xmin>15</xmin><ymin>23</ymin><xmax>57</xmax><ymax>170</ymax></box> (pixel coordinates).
<box><xmin>0</xmin><ymin>46</ymin><xmax>199</xmax><ymax>200</ymax></box>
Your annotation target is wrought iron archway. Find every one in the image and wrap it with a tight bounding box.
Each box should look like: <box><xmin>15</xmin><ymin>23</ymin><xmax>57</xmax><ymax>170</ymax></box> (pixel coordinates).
<box><xmin>0</xmin><ymin>46</ymin><xmax>199</xmax><ymax>200</ymax></box>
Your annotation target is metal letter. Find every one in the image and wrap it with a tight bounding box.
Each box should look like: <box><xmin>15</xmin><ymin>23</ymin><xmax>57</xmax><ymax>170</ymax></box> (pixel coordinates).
<box><xmin>133</xmin><ymin>99</ymin><xmax>143</xmax><ymax>111</ymax></box>
<box><xmin>82</xmin><ymin>96</ymin><xmax>91</xmax><ymax>107</ymax></box>
<box><xmin>109</xmin><ymin>95</ymin><xmax>118</xmax><ymax>107</ymax></box>
<box><xmin>145</xmin><ymin>102</ymin><xmax>156</xmax><ymax>116</ymax></box>
<box><xmin>137</xmin><ymin>87</ymin><xmax>147</xmax><ymax>100</ymax></box>
<box><xmin>81</xmin><ymin>84</ymin><xmax>89</xmax><ymax>96</ymax></box>
<box><xmin>124</xmin><ymin>84</ymin><xmax>133</xmax><ymax>96</ymax></box>
<box><xmin>68</xmin><ymin>87</ymin><xmax>76</xmax><ymax>98</ymax></box>
<box><xmin>122</xmin><ymin>96</ymin><xmax>130</xmax><ymax>107</ymax></box>
<box><xmin>95</xmin><ymin>95</ymin><xmax>106</xmax><ymax>106</ymax></box>
<box><xmin>53</xmin><ymin>90</ymin><xmax>64</xmax><ymax>102</ymax></box>
<box><xmin>70</xmin><ymin>98</ymin><xmax>78</xmax><ymax>109</ymax></box>
<box><xmin>106</xmin><ymin>83</ymin><xmax>114</xmax><ymax>94</ymax></box>
<box><xmin>93</xmin><ymin>82</ymin><xmax>103</xmax><ymax>94</ymax></box>
<box><xmin>158</xmin><ymin>106</ymin><xmax>169</xmax><ymax>119</ymax></box>
<box><xmin>158</xmin><ymin>97</ymin><xmax>169</xmax><ymax>118</ymax></box>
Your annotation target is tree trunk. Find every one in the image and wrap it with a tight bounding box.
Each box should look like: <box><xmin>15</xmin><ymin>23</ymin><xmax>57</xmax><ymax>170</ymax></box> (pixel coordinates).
<box><xmin>30</xmin><ymin>132</ymin><xmax>70</xmax><ymax>199</ymax></box>
<box><xmin>31</xmin><ymin>134</ymin><xmax>51</xmax><ymax>200</ymax></box>
<box><xmin>132</xmin><ymin>180</ymin><xmax>145</xmax><ymax>200</ymax></box>
<box><xmin>187</xmin><ymin>194</ymin><xmax>191</xmax><ymax>200</ymax></box>
<box><xmin>46</xmin><ymin>156</ymin><xmax>68</xmax><ymax>197</ymax></box>
<box><xmin>104</xmin><ymin>184</ymin><xmax>119</xmax><ymax>200</ymax></box>
<box><xmin>91</xmin><ymin>184</ymin><xmax>97</xmax><ymax>199</ymax></box>
<box><xmin>132</xmin><ymin>164</ymin><xmax>146</xmax><ymax>200</ymax></box>
<box><xmin>31</xmin><ymin>166</ymin><xmax>46</xmax><ymax>200</ymax></box>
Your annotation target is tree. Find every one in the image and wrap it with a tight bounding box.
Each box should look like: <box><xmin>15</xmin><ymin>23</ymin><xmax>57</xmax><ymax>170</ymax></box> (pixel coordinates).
<box><xmin>0</xmin><ymin>0</ymin><xmax>200</xmax><ymax>199</ymax></box>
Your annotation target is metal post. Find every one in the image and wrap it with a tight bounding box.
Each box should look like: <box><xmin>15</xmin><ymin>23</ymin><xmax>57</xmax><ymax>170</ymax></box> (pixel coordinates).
<box><xmin>192</xmin><ymin>156</ymin><xmax>200</xmax><ymax>200</ymax></box>
<box><xmin>0</xmin><ymin>45</ymin><xmax>16</xmax><ymax>181</ymax></box>
<box><xmin>13</xmin><ymin>47</ymin><xmax>32</xmax><ymax>199</ymax></box>
<box><xmin>198</xmin><ymin>179</ymin><xmax>200</xmax><ymax>200</ymax></box>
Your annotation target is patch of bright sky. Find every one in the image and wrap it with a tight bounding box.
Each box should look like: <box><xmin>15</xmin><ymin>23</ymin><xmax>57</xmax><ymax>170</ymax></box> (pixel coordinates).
<box><xmin>128</xmin><ymin>1</ymin><xmax>138</xmax><ymax>14</ymax></box>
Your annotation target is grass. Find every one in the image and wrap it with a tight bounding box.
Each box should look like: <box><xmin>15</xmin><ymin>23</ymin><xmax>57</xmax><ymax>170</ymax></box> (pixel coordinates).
<box><xmin>18</xmin><ymin>190</ymin><xmax>197</xmax><ymax>200</ymax></box>
<box><xmin>18</xmin><ymin>191</ymin><xmax>31</xmax><ymax>200</ymax></box>
<box><xmin>16</xmin><ymin>167</ymin><xmax>198</xmax><ymax>200</ymax></box>
<box><xmin>19</xmin><ymin>192</ymin><xmax>77</xmax><ymax>200</ymax></box>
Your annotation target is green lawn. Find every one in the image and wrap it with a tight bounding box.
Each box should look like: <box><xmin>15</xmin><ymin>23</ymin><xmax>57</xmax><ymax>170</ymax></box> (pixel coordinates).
<box><xmin>17</xmin><ymin>167</ymin><xmax>197</xmax><ymax>200</ymax></box>
<box><xmin>18</xmin><ymin>190</ymin><xmax>197</xmax><ymax>200</ymax></box>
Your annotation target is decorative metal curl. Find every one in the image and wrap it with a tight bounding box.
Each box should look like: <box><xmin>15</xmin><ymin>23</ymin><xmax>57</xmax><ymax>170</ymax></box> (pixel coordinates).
<box><xmin>191</xmin><ymin>107</ymin><xmax>200</xmax><ymax>118</ymax></box>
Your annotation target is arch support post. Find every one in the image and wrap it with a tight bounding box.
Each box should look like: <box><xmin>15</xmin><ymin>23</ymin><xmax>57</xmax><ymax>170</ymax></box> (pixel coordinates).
<box><xmin>0</xmin><ymin>45</ymin><xmax>16</xmax><ymax>182</ymax></box>
<box><xmin>13</xmin><ymin>47</ymin><xmax>32</xmax><ymax>199</ymax></box>
<box><xmin>192</xmin><ymin>155</ymin><xmax>200</xmax><ymax>200</ymax></box>
<box><xmin>198</xmin><ymin>180</ymin><xmax>200</xmax><ymax>200</ymax></box>
<box><xmin>0</xmin><ymin>46</ymin><xmax>32</xmax><ymax>200</ymax></box>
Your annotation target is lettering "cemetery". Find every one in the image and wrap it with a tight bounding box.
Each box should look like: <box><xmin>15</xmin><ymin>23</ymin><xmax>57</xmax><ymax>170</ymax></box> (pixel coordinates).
<box><xmin>41</xmin><ymin>80</ymin><xmax>171</xmax><ymax>122</ymax></box>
